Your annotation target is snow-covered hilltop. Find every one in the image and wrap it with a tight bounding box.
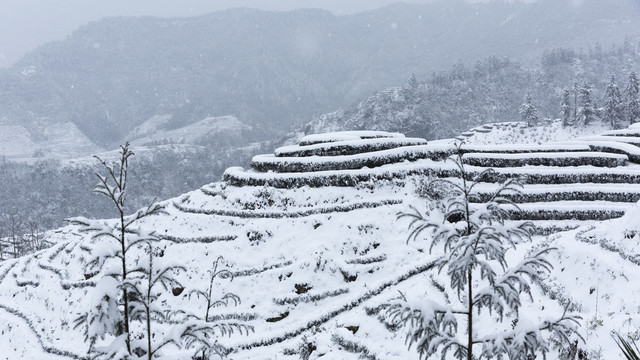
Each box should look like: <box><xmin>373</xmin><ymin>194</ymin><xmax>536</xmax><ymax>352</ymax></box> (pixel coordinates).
<box><xmin>2</xmin><ymin>126</ymin><xmax>640</xmax><ymax>359</ymax></box>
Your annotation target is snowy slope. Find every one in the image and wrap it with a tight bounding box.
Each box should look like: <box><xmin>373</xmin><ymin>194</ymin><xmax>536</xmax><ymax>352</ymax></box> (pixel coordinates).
<box><xmin>0</xmin><ymin>122</ymin><xmax>102</xmax><ymax>162</ymax></box>
<box><xmin>459</xmin><ymin>120</ymin><xmax>609</xmax><ymax>145</ymax></box>
<box><xmin>0</xmin><ymin>125</ymin><xmax>37</xmax><ymax>158</ymax></box>
<box><xmin>126</xmin><ymin>115</ymin><xmax>250</xmax><ymax>146</ymax></box>
<box><xmin>2</xmin><ymin>125</ymin><xmax>640</xmax><ymax>359</ymax></box>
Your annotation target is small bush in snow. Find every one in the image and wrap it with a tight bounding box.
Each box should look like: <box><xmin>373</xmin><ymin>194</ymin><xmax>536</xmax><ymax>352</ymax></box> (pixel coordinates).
<box><xmin>383</xmin><ymin>146</ymin><xmax>582</xmax><ymax>360</ymax></box>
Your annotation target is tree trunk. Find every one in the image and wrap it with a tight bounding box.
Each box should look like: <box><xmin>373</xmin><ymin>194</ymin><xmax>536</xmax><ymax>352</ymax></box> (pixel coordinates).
<box><xmin>121</xmin><ymin>211</ymin><xmax>131</xmax><ymax>354</ymax></box>
<box><xmin>467</xmin><ymin>269</ymin><xmax>473</xmax><ymax>360</ymax></box>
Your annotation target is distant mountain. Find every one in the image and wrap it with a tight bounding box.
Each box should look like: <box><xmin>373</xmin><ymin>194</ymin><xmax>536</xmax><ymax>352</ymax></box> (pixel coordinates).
<box><xmin>1</xmin><ymin>0</ymin><xmax>639</xmax><ymax>148</ymax></box>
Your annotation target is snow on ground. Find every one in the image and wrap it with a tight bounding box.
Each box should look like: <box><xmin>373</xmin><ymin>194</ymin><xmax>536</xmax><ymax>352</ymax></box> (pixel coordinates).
<box><xmin>62</xmin><ymin>143</ymin><xmax>206</xmax><ymax>167</ymax></box>
<box><xmin>0</xmin><ymin>122</ymin><xmax>104</xmax><ymax>163</ymax></box>
<box><xmin>542</xmin><ymin>219</ymin><xmax>640</xmax><ymax>359</ymax></box>
<box><xmin>127</xmin><ymin>115</ymin><xmax>250</xmax><ymax>146</ymax></box>
<box><xmin>461</xmin><ymin>120</ymin><xmax>609</xmax><ymax>145</ymax></box>
<box><xmin>39</xmin><ymin>122</ymin><xmax>103</xmax><ymax>159</ymax></box>
<box><xmin>299</xmin><ymin>131</ymin><xmax>404</xmax><ymax>146</ymax></box>
<box><xmin>0</xmin><ymin>176</ymin><xmax>634</xmax><ymax>359</ymax></box>
<box><xmin>3</xmin><ymin>122</ymin><xmax>640</xmax><ymax>359</ymax></box>
<box><xmin>0</xmin><ymin>125</ymin><xmax>37</xmax><ymax>159</ymax></box>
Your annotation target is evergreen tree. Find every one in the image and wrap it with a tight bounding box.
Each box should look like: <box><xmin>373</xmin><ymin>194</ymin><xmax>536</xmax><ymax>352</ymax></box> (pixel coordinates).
<box><xmin>604</xmin><ymin>74</ymin><xmax>624</xmax><ymax>129</ymax></box>
<box><xmin>70</xmin><ymin>143</ymin><xmax>167</xmax><ymax>357</ymax></box>
<box><xmin>402</xmin><ymin>73</ymin><xmax>420</xmax><ymax>102</ymax></box>
<box><xmin>573</xmin><ymin>82</ymin><xmax>579</xmax><ymax>126</ymax></box>
<box><xmin>186</xmin><ymin>256</ymin><xmax>253</xmax><ymax>359</ymax></box>
<box><xmin>626</xmin><ymin>71</ymin><xmax>640</xmax><ymax>124</ymax></box>
<box><xmin>0</xmin><ymin>226</ymin><xmax>4</xmax><ymax>261</ymax></box>
<box><xmin>408</xmin><ymin>73</ymin><xmax>419</xmax><ymax>91</ymax></box>
<box><xmin>519</xmin><ymin>94</ymin><xmax>539</xmax><ymax>127</ymax></box>
<box><xmin>383</xmin><ymin>148</ymin><xmax>582</xmax><ymax>360</ymax></box>
<box><xmin>577</xmin><ymin>82</ymin><xmax>596</xmax><ymax>125</ymax></box>
<box><xmin>560</xmin><ymin>89</ymin><xmax>572</xmax><ymax>126</ymax></box>
<box><xmin>123</xmin><ymin>241</ymin><xmax>186</xmax><ymax>359</ymax></box>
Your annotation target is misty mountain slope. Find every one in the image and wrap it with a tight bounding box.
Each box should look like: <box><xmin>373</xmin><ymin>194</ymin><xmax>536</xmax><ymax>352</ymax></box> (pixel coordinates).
<box><xmin>3</xmin><ymin>127</ymin><xmax>640</xmax><ymax>358</ymax></box>
<box><xmin>304</xmin><ymin>41</ymin><xmax>640</xmax><ymax>140</ymax></box>
<box><xmin>1</xmin><ymin>0</ymin><xmax>640</xmax><ymax>147</ymax></box>
<box><xmin>125</xmin><ymin>115</ymin><xmax>250</xmax><ymax>147</ymax></box>
<box><xmin>0</xmin><ymin>122</ymin><xmax>102</xmax><ymax>161</ymax></box>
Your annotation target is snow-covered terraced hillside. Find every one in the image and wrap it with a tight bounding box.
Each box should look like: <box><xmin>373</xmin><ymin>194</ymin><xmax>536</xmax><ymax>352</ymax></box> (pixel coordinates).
<box><xmin>226</xmin><ymin>128</ymin><xmax>640</xmax><ymax>233</ymax></box>
<box><xmin>4</xmin><ymin>126</ymin><xmax>640</xmax><ymax>359</ymax></box>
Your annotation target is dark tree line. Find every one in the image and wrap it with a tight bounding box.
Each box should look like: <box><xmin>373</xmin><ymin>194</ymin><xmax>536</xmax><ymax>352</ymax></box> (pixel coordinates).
<box><xmin>0</xmin><ymin>144</ymin><xmax>263</xmax><ymax>259</ymax></box>
<box><xmin>558</xmin><ymin>72</ymin><xmax>639</xmax><ymax>128</ymax></box>
<box><xmin>0</xmin><ymin>212</ymin><xmax>47</xmax><ymax>260</ymax></box>
<box><xmin>523</xmin><ymin>70</ymin><xmax>640</xmax><ymax>129</ymax></box>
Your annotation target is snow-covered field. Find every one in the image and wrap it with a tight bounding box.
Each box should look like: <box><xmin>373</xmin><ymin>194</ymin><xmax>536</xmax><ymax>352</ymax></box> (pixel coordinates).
<box><xmin>459</xmin><ymin>120</ymin><xmax>609</xmax><ymax>145</ymax></box>
<box><xmin>126</xmin><ymin>115</ymin><xmax>250</xmax><ymax>147</ymax></box>
<box><xmin>0</xmin><ymin>122</ymin><xmax>102</xmax><ymax>162</ymax></box>
<box><xmin>2</xmin><ymin>123</ymin><xmax>640</xmax><ymax>359</ymax></box>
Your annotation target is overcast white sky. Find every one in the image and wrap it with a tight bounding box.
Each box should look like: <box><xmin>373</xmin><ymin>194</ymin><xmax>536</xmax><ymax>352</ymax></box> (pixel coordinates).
<box><xmin>0</xmin><ymin>0</ymin><xmax>519</xmax><ymax>68</ymax></box>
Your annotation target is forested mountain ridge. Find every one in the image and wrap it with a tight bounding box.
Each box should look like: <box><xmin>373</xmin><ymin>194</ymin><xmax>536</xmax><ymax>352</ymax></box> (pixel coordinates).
<box><xmin>304</xmin><ymin>42</ymin><xmax>640</xmax><ymax>140</ymax></box>
<box><xmin>1</xmin><ymin>0</ymin><xmax>640</xmax><ymax>148</ymax></box>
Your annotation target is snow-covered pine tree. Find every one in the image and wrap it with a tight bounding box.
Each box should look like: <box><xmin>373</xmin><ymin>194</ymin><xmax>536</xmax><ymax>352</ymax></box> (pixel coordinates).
<box><xmin>121</xmin><ymin>241</ymin><xmax>186</xmax><ymax>359</ymax></box>
<box><xmin>408</xmin><ymin>73</ymin><xmax>419</xmax><ymax>92</ymax></box>
<box><xmin>577</xmin><ymin>82</ymin><xmax>596</xmax><ymax>125</ymax></box>
<box><xmin>383</xmin><ymin>146</ymin><xmax>581</xmax><ymax>360</ymax></box>
<box><xmin>604</xmin><ymin>74</ymin><xmax>624</xmax><ymax>129</ymax></box>
<box><xmin>573</xmin><ymin>82</ymin><xmax>579</xmax><ymax>126</ymax></box>
<box><xmin>626</xmin><ymin>71</ymin><xmax>640</xmax><ymax>124</ymax></box>
<box><xmin>0</xmin><ymin>227</ymin><xmax>4</xmax><ymax>261</ymax></box>
<box><xmin>519</xmin><ymin>94</ymin><xmax>539</xmax><ymax>127</ymax></box>
<box><xmin>69</xmin><ymin>143</ymin><xmax>167</xmax><ymax>357</ymax></box>
<box><xmin>560</xmin><ymin>89</ymin><xmax>572</xmax><ymax>127</ymax></box>
<box><xmin>185</xmin><ymin>256</ymin><xmax>254</xmax><ymax>359</ymax></box>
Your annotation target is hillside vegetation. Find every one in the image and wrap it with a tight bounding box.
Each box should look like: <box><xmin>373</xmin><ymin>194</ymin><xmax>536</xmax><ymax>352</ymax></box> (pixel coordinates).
<box><xmin>306</xmin><ymin>41</ymin><xmax>640</xmax><ymax>140</ymax></box>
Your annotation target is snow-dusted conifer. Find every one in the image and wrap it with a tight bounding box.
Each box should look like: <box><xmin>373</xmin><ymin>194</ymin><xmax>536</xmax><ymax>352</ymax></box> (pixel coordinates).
<box><xmin>0</xmin><ymin>226</ymin><xmax>4</xmax><ymax>261</ymax></box>
<box><xmin>184</xmin><ymin>256</ymin><xmax>254</xmax><ymax>359</ymax></box>
<box><xmin>383</xmin><ymin>146</ymin><xmax>581</xmax><ymax>360</ymax></box>
<box><xmin>121</xmin><ymin>241</ymin><xmax>186</xmax><ymax>359</ymax></box>
<box><xmin>69</xmin><ymin>143</ymin><xmax>167</xmax><ymax>357</ymax></box>
<box><xmin>604</xmin><ymin>74</ymin><xmax>624</xmax><ymax>129</ymax></box>
<box><xmin>577</xmin><ymin>82</ymin><xmax>596</xmax><ymax>125</ymax></box>
<box><xmin>408</xmin><ymin>73</ymin><xmax>419</xmax><ymax>90</ymax></box>
<box><xmin>560</xmin><ymin>89</ymin><xmax>572</xmax><ymax>127</ymax></box>
<box><xmin>626</xmin><ymin>71</ymin><xmax>640</xmax><ymax>124</ymax></box>
<box><xmin>519</xmin><ymin>94</ymin><xmax>539</xmax><ymax>127</ymax></box>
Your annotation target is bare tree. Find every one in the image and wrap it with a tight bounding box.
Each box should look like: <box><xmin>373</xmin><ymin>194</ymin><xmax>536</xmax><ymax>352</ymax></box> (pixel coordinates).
<box><xmin>27</xmin><ymin>219</ymin><xmax>42</xmax><ymax>252</ymax></box>
<box><xmin>3</xmin><ymin>212</ymin><xmax>23</xmax><ymax>258</ymax></box>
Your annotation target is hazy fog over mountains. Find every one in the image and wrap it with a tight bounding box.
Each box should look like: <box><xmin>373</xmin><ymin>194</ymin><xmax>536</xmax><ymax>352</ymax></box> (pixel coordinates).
<box><xmin>1</xmin><ymin>0</ymin><xmax>639</xmax><ymax>152</ymax></box>
<box><xmin>0</xmin><ymin>0</ymin><xmax>443</xmax><ymax>69</ymax></box>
